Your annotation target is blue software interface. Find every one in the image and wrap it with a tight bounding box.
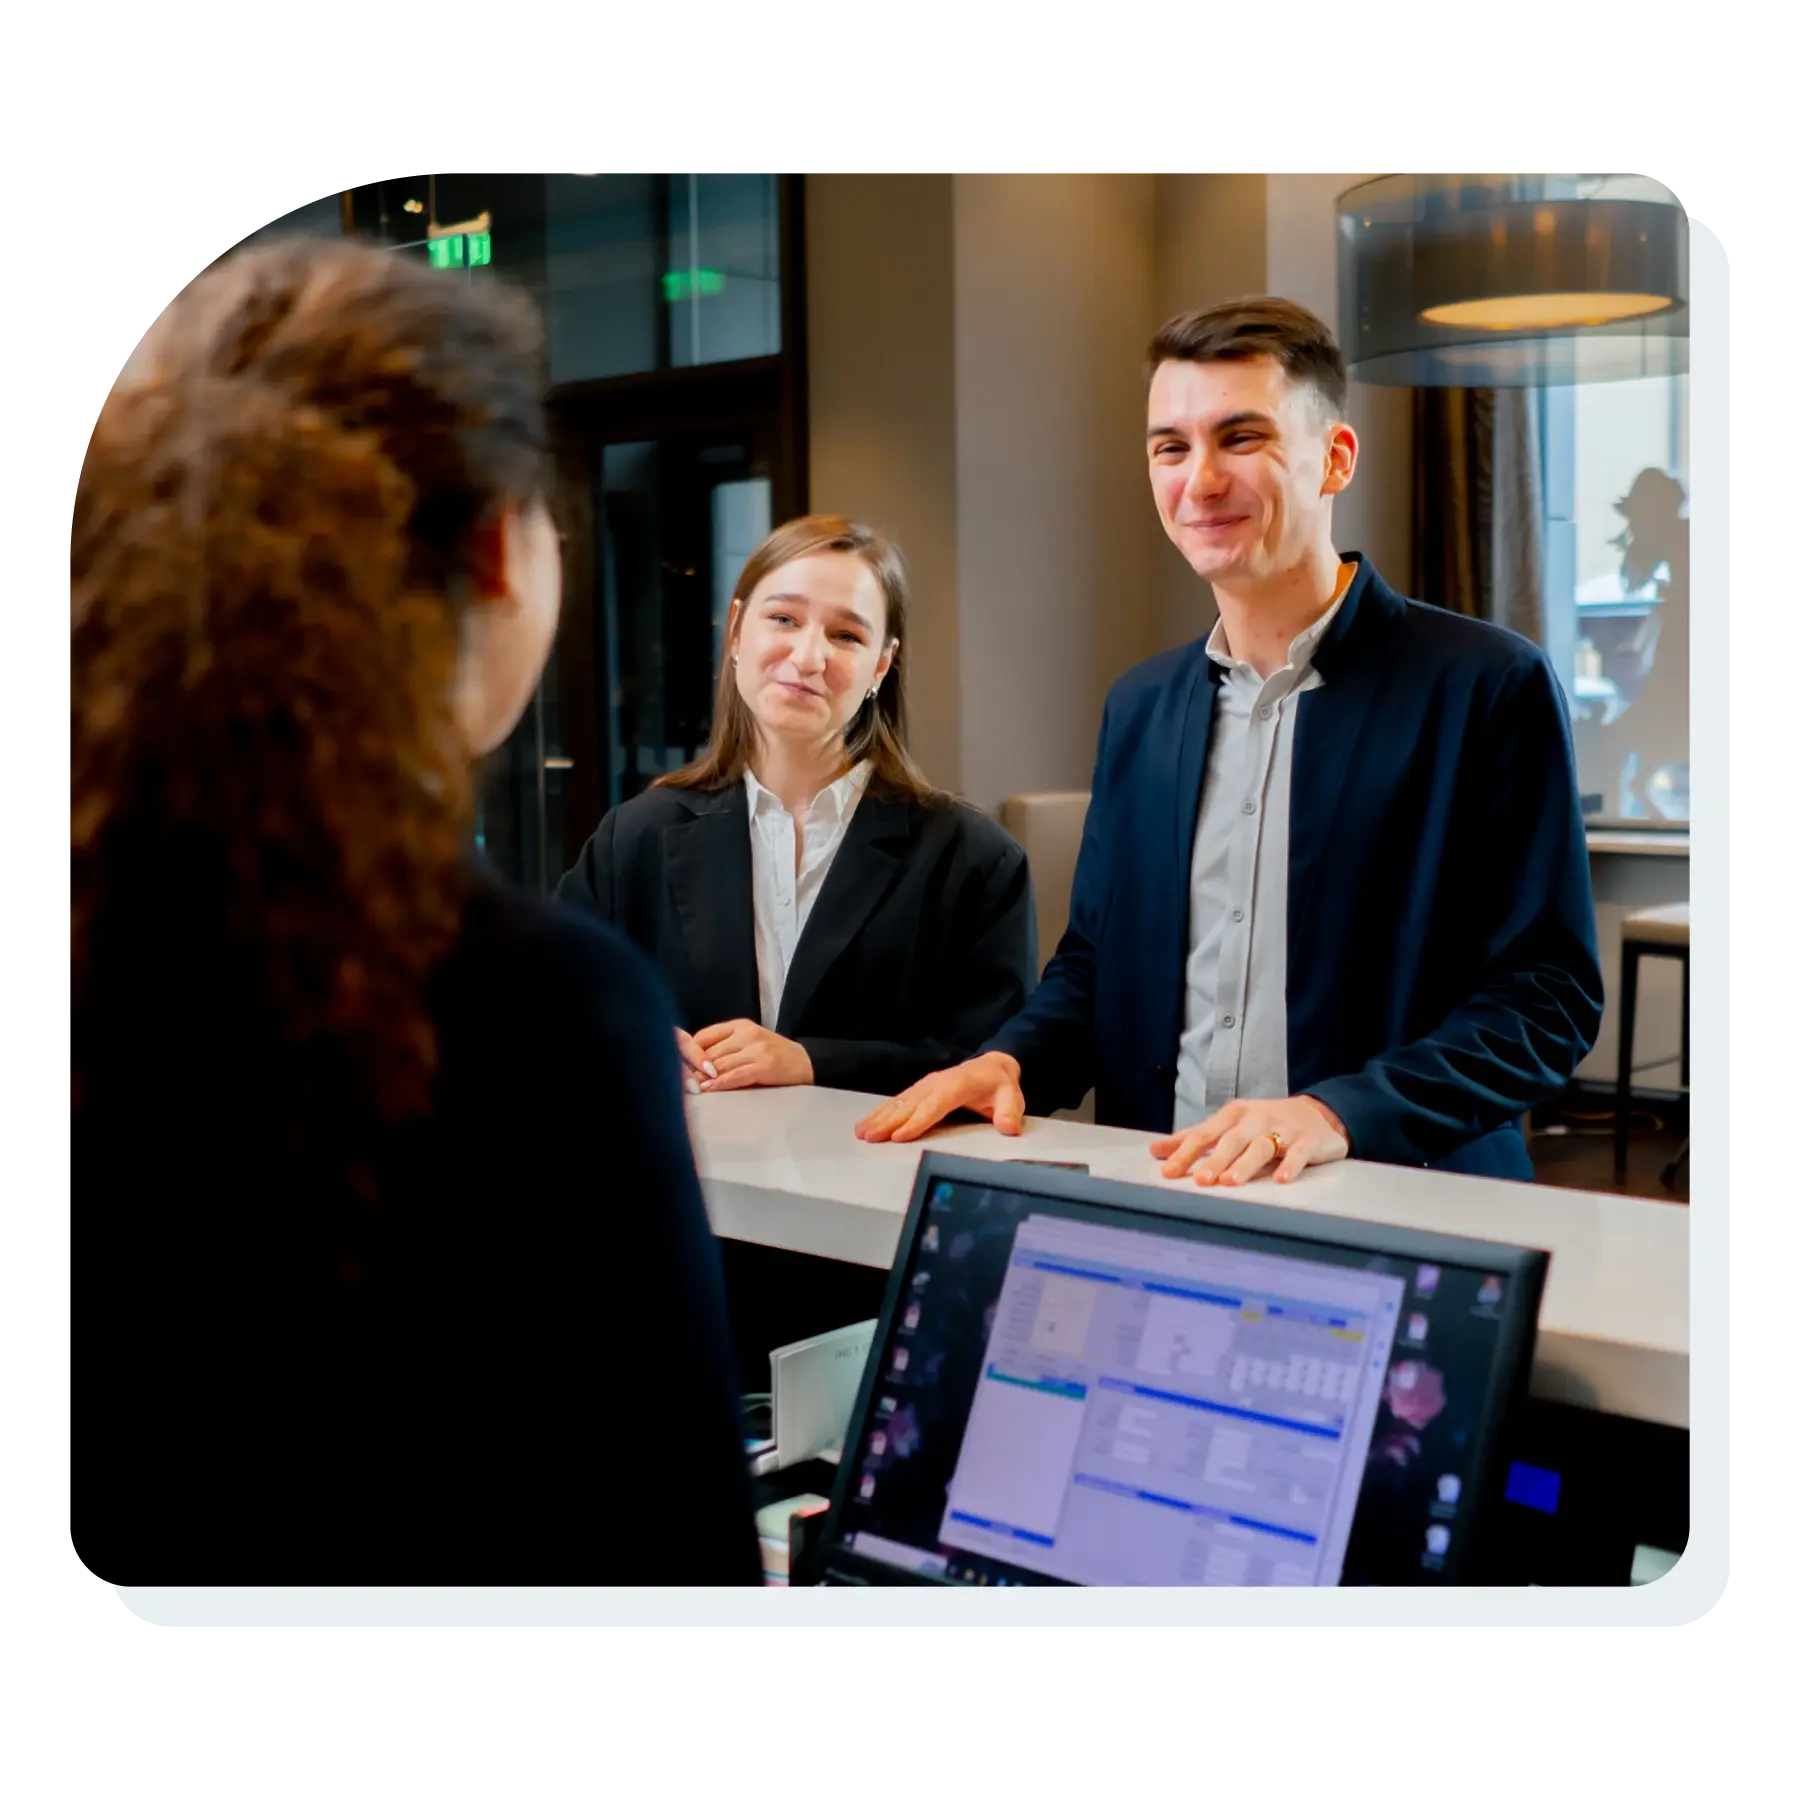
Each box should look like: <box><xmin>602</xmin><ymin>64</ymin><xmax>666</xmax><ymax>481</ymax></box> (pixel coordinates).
<box><xmin>837</xmin><ymin>1177</ymin><xmax>1514</xmax><ymax>1586</ymax></box>
<box><xmin>938</xmin><ymin>1210</ymin><xmax>1401</xmax><ymax>1584</ymax></box>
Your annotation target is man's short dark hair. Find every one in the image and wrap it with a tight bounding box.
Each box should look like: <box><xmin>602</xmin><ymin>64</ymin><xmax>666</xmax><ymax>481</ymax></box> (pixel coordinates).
<box><xmin>1148</xmin><ymin>296</ymin><xmax>1347</xmax><ymax>420</ymax></box>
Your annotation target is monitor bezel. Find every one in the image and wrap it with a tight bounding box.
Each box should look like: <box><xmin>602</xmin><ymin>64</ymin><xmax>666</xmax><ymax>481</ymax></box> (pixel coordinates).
<box><xmin>816</xmin><ymin>1150</ymin><xmax>1549</xmax><ymax>1589</ymax></box>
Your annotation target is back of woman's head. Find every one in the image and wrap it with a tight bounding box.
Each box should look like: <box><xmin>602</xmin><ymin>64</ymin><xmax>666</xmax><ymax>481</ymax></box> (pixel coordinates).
<box><xmin>72</xmin><ymin>238</ymin><xmax>549</xmax><ymax>1194</ymax></box>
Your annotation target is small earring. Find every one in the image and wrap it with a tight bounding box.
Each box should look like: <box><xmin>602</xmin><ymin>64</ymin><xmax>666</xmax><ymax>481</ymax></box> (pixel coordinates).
<box><xmin>732</xmin><ymin>653</ymin><xmax>739</xmax><ymax>668</ymax></box>
<box><xmin>867</xmin><ymin>684</ymin><xmax>879</xmax><ymax>700</ymax></box>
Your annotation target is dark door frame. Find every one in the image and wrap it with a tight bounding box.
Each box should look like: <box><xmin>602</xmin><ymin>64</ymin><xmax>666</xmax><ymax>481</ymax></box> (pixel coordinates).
<box><xmin>541</xmin><ymin>173</ymin><xmax>810</xmax><ymax>872</ymax></box>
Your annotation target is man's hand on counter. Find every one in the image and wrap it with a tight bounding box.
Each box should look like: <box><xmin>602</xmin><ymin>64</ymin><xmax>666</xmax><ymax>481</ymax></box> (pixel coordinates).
<box><xmin>854</xmin><ymin>1052</ymin><xmax>1026</xmax><ymax>1143</ymax></box>
<box><xmin>1150</xmin><ymin>1095</ymin><xmax>1350</xmax><ymax>1188</ymax></box>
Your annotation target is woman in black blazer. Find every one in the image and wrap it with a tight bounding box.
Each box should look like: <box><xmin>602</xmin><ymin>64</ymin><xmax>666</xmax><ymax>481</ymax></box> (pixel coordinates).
<box><xmin>558</xmin><ymin>515</ymin><xmax>1037</xmax><ymax>1099</ymax></box>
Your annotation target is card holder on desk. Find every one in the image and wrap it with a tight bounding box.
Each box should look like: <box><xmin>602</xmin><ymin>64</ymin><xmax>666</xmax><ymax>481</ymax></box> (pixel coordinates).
<box><xmin>766</xmin><ymin>1319</ymin><xmax>876</xmax><ymax>1472</ymax></box>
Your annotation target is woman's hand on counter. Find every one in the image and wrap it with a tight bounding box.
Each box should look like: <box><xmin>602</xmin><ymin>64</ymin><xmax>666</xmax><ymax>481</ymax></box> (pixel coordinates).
<box><xmin>688</xmin><ymin>1019</ymin><xmax>814</xmax><ymax>1092</ymax></box>
<box><xmin>675</xmin><ymin>1028</ymin><xmax>716</xmax><ymax>1086</ymax></box>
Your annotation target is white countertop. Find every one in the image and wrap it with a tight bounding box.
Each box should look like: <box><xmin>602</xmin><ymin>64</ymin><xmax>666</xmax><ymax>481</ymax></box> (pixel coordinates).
<box><xmin>690</xmin><ymin>1086</ymin><xmax>1689</xmax><ymax>1431</ymax></box>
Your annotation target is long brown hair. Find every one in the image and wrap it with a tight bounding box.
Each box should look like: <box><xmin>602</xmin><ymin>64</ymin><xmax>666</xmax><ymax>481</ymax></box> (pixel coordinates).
<box><xmin>657</xmin><ymin>514</ymin><xmax>942</xmax><ymax>802</ymax></box>
<box><xmin>72</xmin><ymin>237</ymin><xmax>549</xmax><ymax>1184</ymax></box>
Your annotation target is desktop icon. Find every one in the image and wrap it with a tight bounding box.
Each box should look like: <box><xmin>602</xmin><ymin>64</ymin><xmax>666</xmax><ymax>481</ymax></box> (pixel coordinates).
<box><xmin>1415</xmin><ymin>1264</ymin><xmax>1441</xmax><ymax>1296</ymax></box>
<box><xmin>1478</xmin><ymin>1275</ymin><xmax>1504</xmax><ymax>1307</ymax></box>
<box><xmin>1405</xmin><ymin>1313</ymin><xmax>1429</xmax><ymax>1344</ymax></box>
<box><xmin>1425</xmin><ymin>1524</ymin><xmax>1451</xmax><ymax>1556</ymax></box>
<box><xmin>1437</xmin><ymin>1474</ymin><xmax>1462</xmax><ymax>1506</ymax></box>
<box><xmin>860</xmin><ymin>1473</ymin><xmax>877</xmax><ymax>1501</ymax></box>
<box><xmin>878</xmin><ymin>1395</ymin><xmax>898</xmax><ymax>1417</ymax></box>
<box><xmin>903</xmin><ymin>1302</ymin><xmax>922</xmax><ymax>1331</ymax></box>
<box><xmin>892</xmin><ymin>1347</ymin><xmax>910</xmax><ymax>1374</ymax></box>
<box><xmin>923</xmin><ymin>1225</ymin><xmax>940</xmax><ymax>1253</ymax></box>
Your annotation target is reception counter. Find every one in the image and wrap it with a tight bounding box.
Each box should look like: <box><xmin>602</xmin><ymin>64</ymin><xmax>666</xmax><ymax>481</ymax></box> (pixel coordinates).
<box><xmin>689</xmin><ymin>1086</ymin><xmax>1688</xmax><ymax>1432</ymax></box>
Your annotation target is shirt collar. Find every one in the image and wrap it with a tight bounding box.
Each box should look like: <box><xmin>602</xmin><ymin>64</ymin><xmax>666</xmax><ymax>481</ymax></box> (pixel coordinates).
<box><xmin>743</xmin><ymin>759</ymin><xmax>872</xmax><ymax>821</ymax></box>
<box><xmin>1205</xmin><ymin>561</ymin><xmax>1355</xmax><ymax>678</ymax></box>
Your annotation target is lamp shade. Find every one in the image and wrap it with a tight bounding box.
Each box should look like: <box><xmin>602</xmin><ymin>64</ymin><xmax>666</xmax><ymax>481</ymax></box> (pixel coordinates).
<box><xmin>1337</xmin><ymin>175</ymin><xmax>1688</xmax><ymax>386</ymax></box>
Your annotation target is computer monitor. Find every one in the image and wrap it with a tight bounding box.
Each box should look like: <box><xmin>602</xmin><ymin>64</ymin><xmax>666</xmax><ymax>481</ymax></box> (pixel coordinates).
<box><xmin>813</xmin><ymin>1153</ymin><xmax>1548</xmax><ymax>1587</ymax></box>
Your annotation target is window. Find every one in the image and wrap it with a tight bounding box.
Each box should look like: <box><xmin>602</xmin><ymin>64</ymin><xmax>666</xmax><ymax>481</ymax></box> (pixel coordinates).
<box><xmin>1542</xmin><ymin>375</ymin><xmax>1690</xmax><ymax>823</ymax></box>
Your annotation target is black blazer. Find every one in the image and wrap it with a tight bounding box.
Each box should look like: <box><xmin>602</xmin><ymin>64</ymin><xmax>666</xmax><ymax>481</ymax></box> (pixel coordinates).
<box><xmin>556</xmin><ymin>778</ymin><xmax>1037</xmax><ymax>1096</ymax></box>
<box><xmin>73</xmin><ymin>873</ymin><xmax>763</xmax><ymax>1586</ymax></box>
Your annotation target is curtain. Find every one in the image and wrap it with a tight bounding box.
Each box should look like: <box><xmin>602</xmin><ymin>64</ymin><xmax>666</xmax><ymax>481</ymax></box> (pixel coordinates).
<box><xmin>1412</xmin><ymin>387</ymin><xmax>1546</xmax><ymax>642</ymax></box>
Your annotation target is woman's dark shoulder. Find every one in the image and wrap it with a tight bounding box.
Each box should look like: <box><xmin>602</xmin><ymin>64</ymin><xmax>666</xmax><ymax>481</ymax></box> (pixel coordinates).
<box><xmin>880</xmin><ymin>787</ymin><xmax>1026</xmax><ymax>873</ymax></box>
<box><xmin>446</xmin><ymin>873</ymin><xmax>678</xmax><ymax>1045</ymax></box>
<box><xmin>597</xmin><ymin>781</ymin><xmax>731</xmax><ymax>850</ymax></box>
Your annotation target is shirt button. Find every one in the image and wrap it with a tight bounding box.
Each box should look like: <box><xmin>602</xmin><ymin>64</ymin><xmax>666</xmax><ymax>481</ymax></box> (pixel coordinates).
<box><xmin>1259</xmin><ymin>705</ymin><xmax>1273</xmax><ymax>721</ymax></box>
<box><xmin>1222</xmin><ymin>1015</ymin><xmax>1236</xmax><ymax>1029</ymax></box>
<box><xmin>1241</xmin><ymin>800</ymin><xmax>1256</xmax><ymax>815</ymax></box>
<box><xmin>1231</xmin><ymin>908</ymin><xmax>1245</xmax><ymax>923</ymax></box>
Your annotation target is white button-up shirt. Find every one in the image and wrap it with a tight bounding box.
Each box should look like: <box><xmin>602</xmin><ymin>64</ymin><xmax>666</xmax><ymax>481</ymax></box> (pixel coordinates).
<box><xmin>1172</xmin><ymin>582</ymin><xmax>1352</xmax><ymax>1131</ymax></box>
<box><xmin>744</xmin><ymin>761</ymin><xmax>874</xmax><ymax>1031</ymax></box>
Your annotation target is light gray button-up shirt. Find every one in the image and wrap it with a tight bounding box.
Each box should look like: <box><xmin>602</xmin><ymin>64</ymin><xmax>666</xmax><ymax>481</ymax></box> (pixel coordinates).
<box><xmin>1171</xmin><ymin>585</ymin><xmax>1352</xmax><ymax>1131</ymax></box>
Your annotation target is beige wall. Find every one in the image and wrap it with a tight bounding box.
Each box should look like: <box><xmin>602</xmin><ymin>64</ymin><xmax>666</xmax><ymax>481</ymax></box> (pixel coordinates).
<box><xmin>805</xmin><ymin>175</ymin><xmax>963</xmax><ymax>788</ymax></box>
<box><xmin>952</xmin><ymin>174</ymin><xmax>1161</xmax><ymax>810</ymax></box>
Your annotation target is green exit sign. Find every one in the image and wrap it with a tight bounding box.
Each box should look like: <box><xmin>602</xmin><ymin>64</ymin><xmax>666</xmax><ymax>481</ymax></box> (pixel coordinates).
<box><xmin>662</xmin><ymin>268</ymin><xmax>726</xmax><ymax>302</ymax></box>
<box><xmin>429</xmin><ymin>232</ymin><xmax>492</xmax><ymax>269</ymax></box>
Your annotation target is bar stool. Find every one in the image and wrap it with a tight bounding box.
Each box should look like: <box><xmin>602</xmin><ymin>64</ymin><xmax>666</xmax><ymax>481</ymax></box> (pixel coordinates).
<box><xmin>1613</xmin><ymin>902</ymin><xmax>1689</xmax><ymax>1181</ymax></box>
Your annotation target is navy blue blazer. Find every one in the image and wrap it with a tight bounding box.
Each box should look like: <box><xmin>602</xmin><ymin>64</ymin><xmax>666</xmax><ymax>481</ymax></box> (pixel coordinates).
<box><xmin>985</xmin><ymin>556</ymin><xmax>1604</xmax><ymax>1180</ymax></box>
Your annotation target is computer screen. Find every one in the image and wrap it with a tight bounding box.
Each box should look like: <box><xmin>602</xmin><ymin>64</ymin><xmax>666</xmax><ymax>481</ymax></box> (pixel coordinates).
<box><xmin>821</xmin><ymin>1156</ymin><xmax>1545</xmax><ymax>1587</ymax></box>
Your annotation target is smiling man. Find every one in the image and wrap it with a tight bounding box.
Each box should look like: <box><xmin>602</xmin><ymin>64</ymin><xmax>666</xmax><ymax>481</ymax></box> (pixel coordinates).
<box><xmin>857</xmin><ymin>297</ymin><xmax>1603</xmax><ymax>1186</ymax></box>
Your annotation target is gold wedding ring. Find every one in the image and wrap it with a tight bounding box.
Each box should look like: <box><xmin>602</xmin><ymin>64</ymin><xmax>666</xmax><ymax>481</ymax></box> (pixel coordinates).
<box><xmin>1265</xmin><ymin>1132</ymin><xmax>1287</xmax><ymax>1158</ymax></box>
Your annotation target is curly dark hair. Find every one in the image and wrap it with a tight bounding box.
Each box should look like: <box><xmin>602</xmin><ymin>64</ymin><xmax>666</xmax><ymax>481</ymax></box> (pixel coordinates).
<box><xmin>72</xmin><ymin>237</ymin><xmax>549</xmax><ymax>1204</ymax></box>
